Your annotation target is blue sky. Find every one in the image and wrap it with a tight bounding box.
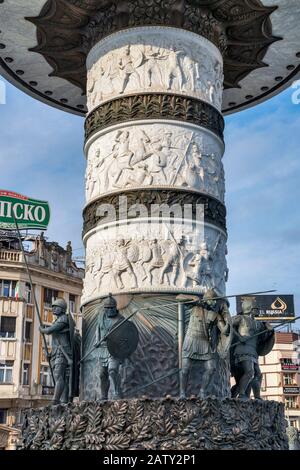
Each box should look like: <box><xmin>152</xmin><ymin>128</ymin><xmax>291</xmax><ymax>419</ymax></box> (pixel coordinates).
<box><xmin>0</xmin><ymin>77</ymin><xmax>299</xmax><ymax>319</ymax></box>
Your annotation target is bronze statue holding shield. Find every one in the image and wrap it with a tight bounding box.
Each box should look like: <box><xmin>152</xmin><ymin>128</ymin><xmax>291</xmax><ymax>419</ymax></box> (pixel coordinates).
<box><xmin>94</xmin><ymin>294</ymin><xmax>139</xmax><ymax>400</ymax></box>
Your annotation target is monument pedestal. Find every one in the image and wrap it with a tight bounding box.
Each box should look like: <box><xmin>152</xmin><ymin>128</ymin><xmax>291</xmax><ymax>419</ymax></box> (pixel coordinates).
<box><xmin>21</xmin><ymin>398</ymin><xmax>288</xmax><ymax>450</ymax></box>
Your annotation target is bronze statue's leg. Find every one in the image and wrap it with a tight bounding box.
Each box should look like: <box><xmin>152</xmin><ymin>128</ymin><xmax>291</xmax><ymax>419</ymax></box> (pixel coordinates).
<box><xmin>231</xmin><ymin>383</ymin><xmax>238</xmax><ymax>398</ymax></box>
<box><xmin>181</xmin><ymin>357</ymin><xmax>192</xmax><ymax>398</ymax></box>
<box><xmin>198</xmin><ymin>358</ymin><xmax>216</xmax><ymax>398</ymax></box>
<box><xmin>61</xmin><ymin>366</ymin><xmax>70</xmax><ymax>404</ymax></box>
<box><xmin>245</xmin><ymin>383</ymin><xmax>252</xmax><ymax>398</ymax></box>
<box><xmin>251</xmin><ymin>363</ymin><xmax>263</xmax><ymax>399</ymax></box>
<box><xmin>108</xmin><ymin>359</ymin><xmax>121</xmax><ymax>400</ymax></box>
<box><xmin>99</xmin><ymin>364</ymin><xmax>109</xmax><ymax>400</ymax></box>
<box><xmin>53</xmin><ymin>363</ymin><xmax>66</xmax><ymax>404</ymax></box>
<box><xmin>236</xmin><ymin>360</ymin><xmax>255</xmax><ymax>399</ymax></box>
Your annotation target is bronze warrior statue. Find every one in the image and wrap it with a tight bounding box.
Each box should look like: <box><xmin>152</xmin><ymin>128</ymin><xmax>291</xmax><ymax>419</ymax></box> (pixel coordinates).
<box><xmin>181</xmin><ymin>289</ymin><xmax>232</xmax><ymax>399</ymax></box>
<box><xmin>94</xmin><ymin>294</ymin><xmax>125</xmax><ymax>400</ymax></box>
<box><xmin>39</xmin><ymin>298</ymin><xmax>81</xmax><ymax>405</ymax></box>
<box><xmin>230</xmin><ymin>298</ymin><xmax>274</xmax><ymax>400</ymax></box>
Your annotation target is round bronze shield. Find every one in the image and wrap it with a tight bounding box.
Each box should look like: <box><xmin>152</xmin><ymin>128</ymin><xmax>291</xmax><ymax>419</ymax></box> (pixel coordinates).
<box><xmin>257</xmin><ymin>326</ymin><xmax>275</xmax><ymax>356</ymax></box>
<box><xmin>107</xmin><ymin>320</ymin><xmax>139</xmax><ymax>360</ymax></box>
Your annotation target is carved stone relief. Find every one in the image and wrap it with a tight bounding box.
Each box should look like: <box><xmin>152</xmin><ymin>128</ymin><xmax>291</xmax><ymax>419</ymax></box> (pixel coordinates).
<box><xmin>82</xmin><ymin>223</ymin><xmax>227</xmax><ymax>303</ymax></box>
<box><xmin>28</xmin><ymin>0</ymin><xmax>278</xmax><ymax>99</ymax></box>
<box><xmin>85</xmin><ymin>123</ymin><xmax>225</xmax><ymax>203</ymax></box>
<box><xmin>87</xmin><ymin>29</ymin><xmax>224</xmax><ymax>112</ymax></box>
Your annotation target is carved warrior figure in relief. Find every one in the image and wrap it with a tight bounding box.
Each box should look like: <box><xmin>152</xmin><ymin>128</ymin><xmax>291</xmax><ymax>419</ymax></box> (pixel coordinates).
<box><xmin>182</xmin><ymin>142</ymin><xmax>204</xmax><ymax>188</ymax></box>
<box><xmin>230</xmin><ymin>299</ymin><xmax>275</xmax><ymax>400</ymax></box>
<box><xmin>112</xmin><ymin>238</ymin><xmax>138</xmax><ymax>289</ymax></box>
<box><xmin>86</xmin><ymin>128</ymin><xmax>225</xmax><ymax>200</ymax></box>
<box><xmin>87</xmin><ymin>38</ymin><xmax>223</xmax><ymax>110</ymax></box>
<box><xmin>144</xmin><ymin>44</ymin><xmax>167</xmax><ymax>87</ymax></box>
<box><xmin>181</xmin><ymin>289</ymin><xmax>232</xmax><ymax>398</ymax></box>
<box><xmin>39</xmin><ymin>299</ymin><xmax>81</xmax><ymax>405</ymax></box>
<box><xmin>118</xmin><ymin>45</ymin><xmax>142</xmax><ymax>94</ymax></box>
<box><xmin>187</xmin><ymin>240</ymin><xmax>217</xmax><ymax>291</ymax></box>
<box><xmin>86</xmin><ymin>148</ymin><xmax>106</xmax><ymax>199</ymax></box>
<box><xmin>167</xmin><ymin>45</ymin><xmax>185</xmax><ymax>90</ymax></box>
<box><xmin>87</xmin><ymin>64</ymin><xmax>105</xmax><ymax>105</ymax></box>
<box><xmin>159</xmin><ymin>236</ymin><xmax>186</xmax><ymax>286</ymax></box>
<box><xmin>83</xmin><ymin>231</ymin><xmax>228</xmax><ymax>297</ymax></box>
<box><xmin>111</xmin><ymin>131</ymin><xmax>134</xmax><ymax>187</ymax></box>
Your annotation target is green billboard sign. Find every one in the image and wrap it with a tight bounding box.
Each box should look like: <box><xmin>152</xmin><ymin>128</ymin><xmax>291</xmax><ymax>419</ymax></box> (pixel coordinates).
<box><xmin>0</xmin><ymin>190</ymin><xmax>50</xmax><ymax>230</ymax></box>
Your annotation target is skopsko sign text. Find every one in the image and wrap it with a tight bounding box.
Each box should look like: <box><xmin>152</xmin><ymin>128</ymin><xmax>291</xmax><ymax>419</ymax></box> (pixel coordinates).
<box><xmin>0</xmin><ymin>190</ymin><xmax>50</xmax><ymax>230</ymax></box>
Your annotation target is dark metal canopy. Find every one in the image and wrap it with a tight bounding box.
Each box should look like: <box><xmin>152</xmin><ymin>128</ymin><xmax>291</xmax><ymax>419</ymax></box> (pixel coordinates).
<box><xmin>0</xmin><ymin>1</ymin><xmax>299</xmax><ymax>116</ymax></box>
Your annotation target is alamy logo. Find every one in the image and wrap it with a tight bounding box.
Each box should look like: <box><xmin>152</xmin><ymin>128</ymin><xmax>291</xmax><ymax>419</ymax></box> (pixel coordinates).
<box><xmin>291</xmin><ymin>80</ymin><xmax>300</xmax><ymax>105</ymax></box>
<box><xmin>0</xmin><ymin>80</ymin><xmax>6</xmax><ymax>105</ymax></box>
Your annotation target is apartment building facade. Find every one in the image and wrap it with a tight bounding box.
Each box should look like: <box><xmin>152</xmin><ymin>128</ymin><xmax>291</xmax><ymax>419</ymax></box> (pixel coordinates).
<box><xmin>260</xmin><ymin>331</ymin><xmax>300</xmax><ymax>428</ymax></box>
<box><xmin>0</xmin><ymin>231</ymin><xmax>84</xmax><ymax>440</ymax></box>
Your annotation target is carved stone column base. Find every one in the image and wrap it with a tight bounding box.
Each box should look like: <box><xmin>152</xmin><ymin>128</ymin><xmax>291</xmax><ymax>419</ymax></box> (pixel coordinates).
<box><xmin>21</xmin><ymin>398</ymin><xmax>288</xmax><ymax>450</ymax></box>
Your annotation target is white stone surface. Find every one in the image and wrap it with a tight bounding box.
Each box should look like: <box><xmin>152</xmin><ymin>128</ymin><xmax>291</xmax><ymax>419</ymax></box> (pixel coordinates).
<box><xmin>82</xmin><ymin>221</ymin><xmax>228</xmax><ymax>305</ymax></box>
<box><xmin>86</xmin><ymin>27</ymin><xmax>223</xmax><ymax>112</ymax></box>
<box><xmin>85</xmin><ymin>121</ymin><xmax>225</xmax><ymax>203</ymax></box>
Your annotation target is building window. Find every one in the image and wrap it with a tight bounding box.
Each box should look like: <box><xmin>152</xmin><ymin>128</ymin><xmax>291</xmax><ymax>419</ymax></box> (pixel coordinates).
<box><xmin>69</xmin><ymin>294</ymin><xmax>76</xmax><ymax>313</ymax></box>
<box><xmin>0</xmin><ymin>361</ymin><xmax>14</xmax><ymax>383</ymax></box>
<box><xmin>290</xmin><ymin>420</ymin><xmax>298</xmax><ymax>428</ymax></box>
<box><xmin>40</xmin><ymin>365</ymin><xmax>53</xmax><ymax>387</ymax></box>
<box><xmin>285</xmin><ymin>396</ymin><xmax>298</xmax><ymax>409</ymax></box>
<box><xmin>25</xmin><ymin>283</ymin><xmax>32</xmax><ymax>304</ymax></box>
<box><xmin>43</xmin><ymin>288</ymin><xmax>59</xmax><ymax>308</ymax></box>
<box><xmin>24</xmin><ymin>321</ymin><xmax>32</xmax><ymax>342</ymax></box>
<box><xmin>0</xmin><ymin>280</ymin><xmax>16</xmax><ymax>298</ymax></box>
<box><xmin>284</xmin><ymin>374</ymin><xmax>295</xmax><ymax>385</ymax></box>
<box><xmin>0</xmin><ymin>316</ymin><xmax>16</xmax><ymax>338</ymax></box>
<box><xmin>0</xmin><ymin>409</ymin><xmax>7</xmax><ymax>424</ymax></box>
<box><xmin>22</xmin><ymin>364</ymin><xmax>30</xmax><ymax>386</ymax></box>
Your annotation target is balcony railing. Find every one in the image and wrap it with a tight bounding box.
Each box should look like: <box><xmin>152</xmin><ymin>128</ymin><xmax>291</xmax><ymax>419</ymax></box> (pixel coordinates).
<box><xmin>0</xmin><ymin>298</ymin><xmax>22</xmax><ymax>314</ymax></box>
<box><xmin>0</xmin><ymin>339</ymin><xmax>16</xmax><ymax>359</ymax></box>
<box><xmin>0</xmin><ymin>250</ymin><xmax>23</xmax><ymax>262</ymax></box>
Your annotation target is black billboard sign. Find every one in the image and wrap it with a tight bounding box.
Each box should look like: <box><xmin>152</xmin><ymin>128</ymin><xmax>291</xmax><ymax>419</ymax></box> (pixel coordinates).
<box><xmin>236</xmin><ymin>295</ymin><xmax>295</xmax><ymax>322</ymax></box>
<box><xmin>283</xmin><ymin>386</ymin><xmax>300</xmax><ymax>395</ymax></box>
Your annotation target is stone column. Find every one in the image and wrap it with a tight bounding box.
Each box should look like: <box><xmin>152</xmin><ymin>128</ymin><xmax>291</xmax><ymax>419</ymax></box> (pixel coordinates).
<box><xmin>81</xmin><ymin>26</ymin><xmax>228</xmax><ymax>400</ymax></box>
